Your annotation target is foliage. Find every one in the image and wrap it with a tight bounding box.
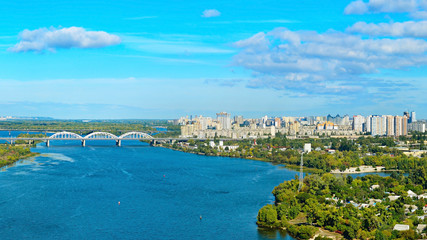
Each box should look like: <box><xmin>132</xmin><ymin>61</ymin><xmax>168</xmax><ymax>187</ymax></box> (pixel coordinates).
<box><xmin>257</xmin><ymin>173</ymin><xmax>427</xmax><ymax>239</ymax></box>
<box><xmin>0</xmin><ymin>144</ymin><xmax>37</xmax><ymax>168</ymax></box>
<box><xmin>257</xmin><ymin>204</ymin><xmax>278</xmax><ymax>226</ymax></box>
<box><xmin>165</xmin><ymin>134</ymin><xmax>427</xmax><ymax>174</ymax></box>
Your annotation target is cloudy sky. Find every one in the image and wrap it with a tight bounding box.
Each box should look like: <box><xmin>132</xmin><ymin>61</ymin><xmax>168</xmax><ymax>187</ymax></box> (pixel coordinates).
<box><xmin>0</xmin><ymin>0</ymin><xmax>426</xmax><ymax>119</ymax></box>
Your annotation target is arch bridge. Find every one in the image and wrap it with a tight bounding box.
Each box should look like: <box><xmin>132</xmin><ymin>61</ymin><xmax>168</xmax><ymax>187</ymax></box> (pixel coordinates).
<box><xmin>46</xmin><ymin>131</ymin><xmax>153</xmax><ymax>147</ymax></box>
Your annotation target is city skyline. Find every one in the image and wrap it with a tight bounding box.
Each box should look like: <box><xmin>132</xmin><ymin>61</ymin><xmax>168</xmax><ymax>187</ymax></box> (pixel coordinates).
<box><xmin>0</xmin><ymin>0</ymin><xmax>427</xmax><ymax>119</ymax></box>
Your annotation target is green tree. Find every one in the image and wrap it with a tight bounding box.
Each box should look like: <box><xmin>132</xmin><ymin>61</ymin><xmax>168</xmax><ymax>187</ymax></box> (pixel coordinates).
<box><xmin>257</xmin><ymin>204</ymin><xmax>278</xmax><ymax>225</ymax></box>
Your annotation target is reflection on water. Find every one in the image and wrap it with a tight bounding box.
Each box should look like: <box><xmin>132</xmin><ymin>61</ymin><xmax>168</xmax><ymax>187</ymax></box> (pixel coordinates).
<box><xmin>258</xmin><ymin>228</ymin><xmax>294</xmax><ymax>240</ymax></box>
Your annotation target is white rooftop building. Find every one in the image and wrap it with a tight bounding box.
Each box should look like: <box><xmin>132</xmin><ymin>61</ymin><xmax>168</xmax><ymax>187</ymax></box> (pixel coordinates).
<box><xmin>393</xmin><ymin>224</ymin><xmax>410</xmax><ymax>231</ymax></box>
<box><xmin>408</xmin><ymin>190</ymin><xmax>418</xmax><ymax>198</ymax></box>
<box><xmin>304</xmin><ymin>143</ymin><xmax>311</xmax><ymax>153</ymax></box>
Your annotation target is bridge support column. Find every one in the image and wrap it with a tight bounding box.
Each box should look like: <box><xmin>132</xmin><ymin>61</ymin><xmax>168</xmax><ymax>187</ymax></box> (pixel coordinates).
<box><xmin>46</xmin><ymin>140</ymin><xmax>50</xmax><ymax>147</ymax></box>
<box><xmin>82</xmin><ymin>140</ymin><xmax>86</xmax><ymax>147</ymax></box>
<box><xmin>116</xmin><ymin>140</ymin><xmax>121</xmax><ymax>147</ymax></box>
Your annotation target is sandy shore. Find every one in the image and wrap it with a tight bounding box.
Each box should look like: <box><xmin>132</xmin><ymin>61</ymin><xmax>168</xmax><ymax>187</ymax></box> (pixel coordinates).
<box><xmin>330</xmin><ymin>165</ymin><xmax>385</xmax><ymax>174</ymax></box>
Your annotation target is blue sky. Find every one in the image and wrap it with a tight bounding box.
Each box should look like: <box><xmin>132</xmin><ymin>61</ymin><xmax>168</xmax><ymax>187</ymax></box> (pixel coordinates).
<box><xmin>0</xmin><ymin>0</ymin><xmax>426</xmax><ymax>119</ymax></box>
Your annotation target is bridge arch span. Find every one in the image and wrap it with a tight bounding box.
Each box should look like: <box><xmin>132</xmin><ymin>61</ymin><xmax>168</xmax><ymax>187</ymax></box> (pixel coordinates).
<box><xmin>84</xmin><ymin>132</ymin><xmax>118</xmax><ymax>139</ymax></box>
<box><xmin>50</xmin><ymin>131</ymin><xmax>83</xmax><ymax>139</ymax></box>
<box><xmin>119</xmin><ymin>131</ymin><xmax>153</xmax><ymax>139</ymax></box>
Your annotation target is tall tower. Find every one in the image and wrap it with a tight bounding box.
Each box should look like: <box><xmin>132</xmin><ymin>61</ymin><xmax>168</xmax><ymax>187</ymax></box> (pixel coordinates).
<box><xmin>410</xmin><ymin>111</ymin><xmax>416</xmax><ymax>123</ymax></box>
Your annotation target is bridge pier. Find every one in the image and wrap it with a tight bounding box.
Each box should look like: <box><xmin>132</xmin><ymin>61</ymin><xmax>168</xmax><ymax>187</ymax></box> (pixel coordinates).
<box><xmin>82</xmin><ymin>140</ymin><xmax>86</xmax><ymax>147</ymax></box>
<box><xmin>46</xmin><ymin>140</ymin><xmax>50</xmax><ymax>147</ymax></box>
<box><xmin>116</xmin><ymin>140</ymin><xmax>121</xmax><ymax>147</ymax></box>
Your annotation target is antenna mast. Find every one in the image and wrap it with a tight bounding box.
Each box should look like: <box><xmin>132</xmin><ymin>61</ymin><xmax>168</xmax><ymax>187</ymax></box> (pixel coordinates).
<box><xmin>298</xmin><ymin>152</ymin><xmax>303</xmax><ymax>191</ymax></box>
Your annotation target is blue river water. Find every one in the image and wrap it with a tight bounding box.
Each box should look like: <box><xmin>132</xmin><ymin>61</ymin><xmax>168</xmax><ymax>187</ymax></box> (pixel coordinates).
<box><xmin>0</xmin><ymin>132</ymin><xmax>298</xmax><ymax>240</ymax></box>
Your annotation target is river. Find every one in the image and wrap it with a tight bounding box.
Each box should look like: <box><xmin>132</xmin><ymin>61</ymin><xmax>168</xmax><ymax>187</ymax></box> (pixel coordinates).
<box><xmin>0</xmin><ymin>131</ymin><xmax>297</xmax><ymax>240</ymax></box>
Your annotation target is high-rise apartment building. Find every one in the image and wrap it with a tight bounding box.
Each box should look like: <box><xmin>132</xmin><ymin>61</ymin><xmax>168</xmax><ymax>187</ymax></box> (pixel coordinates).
<box><xmin>216</xmin><ymin>112</ymin><xmax>231</xmax><ymax>130</ymax></box>
<box><xmin>365</xmin><ymin>115</ymin><xmax>372</xmax><ymax>133</ymax></box>
<box><xmin>371</xmin><ymin>116</ymin><xmax>386</xmax><ymax>136</ymax></box>
<box><xmin>385</xmin><ymin>115</ymin><xmax>395</xmax><ymax>136</ymax></box>
<box><xmin>404</xmin><ymin>111</ymin><xmax>410</xmax><ymax>119</ymax></box>
<box><xmin>274</xmin><ymin>117</ymin><xmax>281</xmax><ymax>128</ymax></box>
<box><xmin>395</xmin><ymin>116</ymin><xmax>408</xmax><ymax>137</ymax></box>
<box><xmin>353</xmin><ymin>115</ymin><xmax>365</xmax><ymax>132</ymax></box>
<box><xmin>410</xmin><ymin>111</ymin><xmax>416</xmax><ymax>123</ymax></box>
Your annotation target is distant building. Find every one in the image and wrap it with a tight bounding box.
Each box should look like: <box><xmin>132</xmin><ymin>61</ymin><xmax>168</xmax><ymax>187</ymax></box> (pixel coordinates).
<box><xmin>317</xmin><ymin>121</ymin><xmax>338</xmax><ymax>130</ymax></box>
<box><xmin>353</xmin><ymin>115</ymin><xmax>365</xmax><ymax>132</ymax></box>
<box><xmin>409</xmin><ymin>122</ymin><xmax>426</xmax><ymax>133</ymax></box>
<box><xmin>327</xmin><ymin>114</ymin><xmax>349</xmax><ymax>125</ymax></box>
<box><xmin>304</xmin><ymin>143</ymin><xmax>311</xmax><ymax>153</ymax></box>
<box><xmin>217</xmin><ymin>112</ymin><xmax>231</xmax><ymax>130</ymax></box>
<box><xmin>371</xmin><ymin>116</ymin><xmax>386</xmax><ymax>136</ymax></box>
<box><xmin>385</xmin><ymin>115</ymin><xmax>395</xmax><ymax>136</ymax></box>
<box><xmin>404</xmin><ymin>111</ymin><xmax>410</xmax><ymax>119</ymax></box>
<box><xmin>234</xmin><ymin>115</ymin><xmax>243</xmax><ymax>125</ymax></box>
<box><xmin>365</xmin><ymin>115</ymin><xmax>372</xmax><ymax>133</ymax></box>
<box><xmin>274</xmin><ymin>117</ymin><xmax>281</xmax><ymax>128</ymax></box>
<box><xmin>410</xmin><ymin>111</ymin><xmax>416</xmax><ymax>123</ymax></box>
<box><xmin>395</xmin><ymin>116</ymin><xmax>408</xmax><ymax>137</ymax></box>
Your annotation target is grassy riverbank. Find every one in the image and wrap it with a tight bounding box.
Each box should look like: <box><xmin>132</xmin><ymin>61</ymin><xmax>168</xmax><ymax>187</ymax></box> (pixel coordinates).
<box><xmin>0</xmin><ymin>145</ymin><xmax>39</xmax><ymax>168</ymax></box>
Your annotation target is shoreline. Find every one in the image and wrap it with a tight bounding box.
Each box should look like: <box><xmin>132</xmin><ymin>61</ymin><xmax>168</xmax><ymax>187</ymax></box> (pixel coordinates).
<box><xmin>155</xmin><ymin>144</ymin><xmax>324</xmax><ymax>173</ymax></box>
<box><xmin>0</xmin><ymin>144</ymin><xmax>40</xmax><ymax>169</ymax></box>
<box><xmin>330</xmin><ymin>165</ymin><xmax>386</xmax><ymax>174</ymax></box>
<box><xmin>0</xmin><ymin>152</ymin><xmax>39</xmax><ymax>169</ymax></box>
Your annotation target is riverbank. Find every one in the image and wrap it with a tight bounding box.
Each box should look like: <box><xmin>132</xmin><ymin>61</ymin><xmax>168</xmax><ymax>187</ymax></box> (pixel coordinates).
<box><xmin>155</xmin><ymin>144</ymin><xmax>325</xmax><ymax>173</ymax></box>
<box><xmin>330</xmin><ymin>165</ymin><xmax>385</xmax><ymax>174</ymax></box>
<box><xmin>0</xmin><ymin>144</ymin><xmax>39</xmax><ymax>169</ymax></box>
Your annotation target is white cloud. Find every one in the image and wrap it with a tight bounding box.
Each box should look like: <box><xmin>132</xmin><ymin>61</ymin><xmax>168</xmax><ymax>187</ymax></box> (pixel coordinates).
<box><xmin>201</xmin><ymin>9</ymin><xmax>221</xmax><ymax>18</ymax></box>
<box><xmin>411</xmin><ymin>11</ymin><xmax>427</xmax><ymax>19</ymax></box>
<box><xmin>233</xmin><ymin>27</ymin><xmax>427</xmax><ymax>95</ymax></box>
<box><xmin>345</xmin><ymin>0</ymin><xmax>418</xmax><ymax>14</ymax></box>
<box><xmin>9</xmin><ymin>27</ymin><xmax>121</xmax><ymax>53</ymax></box>
<box><xmin>348</xmin><ymin>21</ymin><xmax>427</xmax><ymax>38</ymax></box>
<box><xmin>344</xmin><ymin>1</ymin><xmax>369</xmax><ymax>14</ymax></box>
